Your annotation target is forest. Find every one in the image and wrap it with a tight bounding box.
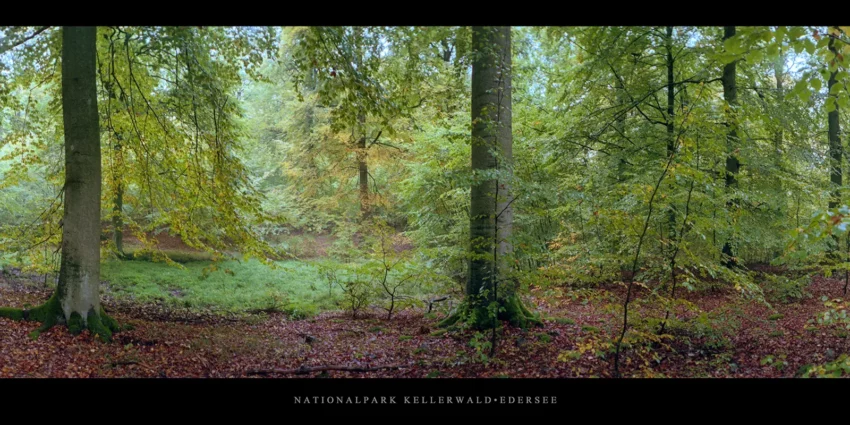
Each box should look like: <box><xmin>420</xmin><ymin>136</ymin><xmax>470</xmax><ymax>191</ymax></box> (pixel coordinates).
<box><xmin>1</xmin><ymin>25</ymin><xmax>850</xmax><ymax>380</ymax></box>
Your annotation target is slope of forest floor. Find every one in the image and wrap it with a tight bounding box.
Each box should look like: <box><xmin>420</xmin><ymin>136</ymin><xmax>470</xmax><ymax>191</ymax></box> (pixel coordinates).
<box><xmin>1</xmin><ymin>271</ymin><xmax>848</xmax><ymax>378</ymax></box>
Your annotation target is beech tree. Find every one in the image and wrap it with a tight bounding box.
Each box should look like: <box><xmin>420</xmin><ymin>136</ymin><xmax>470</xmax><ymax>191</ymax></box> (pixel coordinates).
<box><xmin>0</xmin><ymin>26</ymin><xmax>276</xmax><ymax>339</ymax></box>
<box><xmin>722</xmin><ymin>26</ymin><xmax>740</xmax><ymax>267</ymax></box>
<box><xmin>440</xmin><ymin>26</ymin><xmax>540</xmax><ymax>329</ymax></box>
<box><xmin>0</xmin><ymin>27</ymin><xmax>119</xmax><ymax>340</ymax></box>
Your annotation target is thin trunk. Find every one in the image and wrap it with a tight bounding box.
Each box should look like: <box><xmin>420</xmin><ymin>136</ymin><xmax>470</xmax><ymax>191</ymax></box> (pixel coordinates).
<box><xmin>665</xmin><ymin>26</ymin><xmax>677</xmax><ymax>249</ymax></box>
<box><xmin>666</xmin><ymin>26</ymin><xmax>675</xmax><ymax>157</ymax></box>
<box><xmin>828</xmin><ymin>28</ymin><xmax>842</xmax><ymax>254</ymax></box>
<box><xmin>774</xmin><ymin>50</ymin><xmax>785</xmax><ymax>163</ymax></box>
<box><xmin>112</xmin><ymin>141</ymin><xmax>124</xmax><ymax>257</ymax></box>
<box><xmin>357</xmin><ymin>112</ymin><xmax>369</xmax><ymax>219</ymax></box>
<box><xmin>615</xmin><ymin>75</ymin><xmax>627</xmax><ymax>181</ymax></box>
<box><xmin>722</xmin><ymin>26</ymin><xmax>740</xmax><ymax>267</ymax></box>
<box><xmin>440</xmin><ymin>38</ymin><xmax>452</xmax><ymax>63</ymax></box>
<box><xmin>773</xmin><ymin>49</ymin><xmax>787</xmax><ymax>258</ymax></box>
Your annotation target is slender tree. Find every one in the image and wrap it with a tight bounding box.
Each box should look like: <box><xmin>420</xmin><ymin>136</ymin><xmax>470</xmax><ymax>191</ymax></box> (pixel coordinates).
<box><xmin>827</xmin><ymin>27</ymin><xmax>843</xmax><ymax>255</ymax></box>
<box><xmin>722</xmin><ymin>26</ymin><xmax>740</xmax><ymax>267</ymax></box>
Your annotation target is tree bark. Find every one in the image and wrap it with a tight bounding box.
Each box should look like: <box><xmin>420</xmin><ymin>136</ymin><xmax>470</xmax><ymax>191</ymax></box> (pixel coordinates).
<box><xmin>828</xmin><ymin>27</ymin><xmax>843</xmax><ymax>254</ymax></box>
<box><xmin>664</xmin><ymin>26</ymin><xmax>678</xmax><ymax>251</ymax></box>
<box><xmin>357</xmin><ymin>112</ymin><xmax>369</xmax><ymax>219</ymax></box>
<box><xmin>774</xmin><ymin>50</ymin><xmax>785</xmax><ymax>163</ymax></box>
<box><xmin>58</xmin><ymin>26</ymin><xmax>104</xmax><ymax>325</ymax></box>
<box><xmin>0</xmin><ymin>27</ymin><xmax>119</xmax><ymax>341</ymax></box>
<box><xmin>721</xmin><ymin>26</ymin><xmax>740</xmax><ymax>268</ymax></box>
<box><xmin>112</xmin><ymin>138</ymin><xmax>124</xmax><ymax>257</ymax></box>
<box><xmin>441</xmin><ymin>26</ymin><xmax>538</xmax><ymax>330</ymax></box>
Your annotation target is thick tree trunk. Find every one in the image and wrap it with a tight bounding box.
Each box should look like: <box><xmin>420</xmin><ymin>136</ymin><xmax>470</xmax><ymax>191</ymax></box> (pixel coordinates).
<box><xmin>721</xmin><ymin>26</ymin><xmax>740</xmax><ymax>267</ymax></box>
<box><xmin>441</xmin><ymin>26</ymin><xmax>538</xmax><ymax>330</ymax></box>
<box><xmin>0</xmin><ymin>27</ymin><xmax>118</xmax><ymax>341</ymax></box>
<box><xmin>828</xmin><ymin>27</ymin><xmax>843</xmax><ymax>254</ymax></box>
<box><xmin>58</xmin><ymin>26</ymin><xmax>104</xmax><ymax>326</ymax></box>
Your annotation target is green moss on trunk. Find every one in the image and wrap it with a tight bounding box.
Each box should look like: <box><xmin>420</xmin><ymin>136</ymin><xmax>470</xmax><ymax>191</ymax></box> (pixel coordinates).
<box><xmin>438</xmin><ymin>295</ymin><xmax>542</xmax><ymax>330</ymax></box>
<box><xmin>68</xmin><ymin>312</ymin><xmax>85</xmax><ymax>335</ymax></box>
<box><xmin>0</xmin><ymin>293</ymin><xmax>119</xmax><ymax>342</ymax></box>
<box><xmin>25</xmin><ymin>293</ymin><xmax>62</xmax><ymax>324</ymax></box>
<box><xmin>86</xmin><ymin>309</ymin><xmax>115</xmax><ymax>342</ymax></box>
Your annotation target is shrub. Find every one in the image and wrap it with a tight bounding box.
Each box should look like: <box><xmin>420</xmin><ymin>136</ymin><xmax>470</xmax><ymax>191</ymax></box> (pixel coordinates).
<box><xmin>760</xmin><ymin>273</ymin><xmax>811</xmax><ymax>304</ymax></box>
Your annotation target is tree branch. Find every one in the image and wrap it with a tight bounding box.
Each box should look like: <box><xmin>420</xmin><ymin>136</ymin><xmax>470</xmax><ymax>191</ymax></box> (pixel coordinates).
<box><xmin>0</xmin><ymin>26</ymin><xmax>49</xmax><ymax>55</ymax></box>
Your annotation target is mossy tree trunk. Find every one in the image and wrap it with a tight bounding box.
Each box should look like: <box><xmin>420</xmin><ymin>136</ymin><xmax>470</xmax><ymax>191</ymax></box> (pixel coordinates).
<box><xmin>0</xmin><ymin>27</ymin><xmax>118</xmax><ymax>341</ymax></box>
<box><xmin>441</xmin><ymin>26</ymin><xmax>539</xmax><ymax>330</ymax></box>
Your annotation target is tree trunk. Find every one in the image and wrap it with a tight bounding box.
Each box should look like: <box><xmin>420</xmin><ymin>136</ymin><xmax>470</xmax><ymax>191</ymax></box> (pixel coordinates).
<box><xmin>774</xmin><ymin>50</ymin><xmax>785</xmax><ymax>163</ymax></box>
<box><xmin>721</xmin><ymin>26</ymin><xmax>740</xmax><ymax>268</ymax></box>
<box><xmin>441</xmin><ymin>26</ymin><xmax>539</xmax><ymax>330</ymax></box>
<box><xmin>828</xmin><ymin>27</ymin><xmax>843</xmax><ymax>254</ymax></box>
<box><xmin>354</xmin><ymin>28</ymin><xmax>369</xmax><ymax>221</ymax></box>
<box><xmin>112</xmin><ymin>139</ymin><xmax>124</xmax><ymax>257</ymax></box>
<box><xmin>357</xmin><ymin>112</ymin><xmax>369</xmax><ymax>219</ymax></box>
<box><xmin>664</xmin><ymin>26</ymin><xmax>677</xmax><ymax>250</ymax></box>
<box><xmin>614</xmin><ymin>74</ymin><xmax>628</xmax><ymax>181</ymax></box>
<box><xmin>0</xmin><ymin>27</ymin><xmax>119</xmax><ymax>341</ymax></box>
<box><xmin>772</xmin><ymin>49</ymin><xmax>787</xmax><ymax>259</ymax></box>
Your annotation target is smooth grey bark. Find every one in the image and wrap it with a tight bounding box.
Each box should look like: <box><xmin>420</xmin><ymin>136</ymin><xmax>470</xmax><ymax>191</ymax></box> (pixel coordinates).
<box><xmin>0</xmin><ymin>27</ymin><xmax>118</xmax><ymax>341</ymax></box>
<box><xmin>828</xmin><ymin>27</ymin><xmax>842</xmax><ymax>253</ymax></box>
<box><xmin>721</xmin><ymin>26</ymin><xmax>740</xmax><ymax>267</ymax></box>
<box><xmin>57</xmin><ymin>26</ymin><xmax>103</xmax><ymax>323</ymax></box>
<box><xmin>440</xmin><ymin>26</ymin><xmax>538</xmax><ymax>329</ymax></box>
<box><xmin>468</xmin><ymin>26</ymin><xmax>512</xmax><ymax>299</ymax></box>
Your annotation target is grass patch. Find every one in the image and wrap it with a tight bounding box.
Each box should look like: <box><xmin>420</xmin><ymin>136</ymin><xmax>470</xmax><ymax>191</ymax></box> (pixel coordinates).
<box><xmin>102</xmin><ymin>258</ymin><xmax>342</xmax><ymax>317</ymax></box>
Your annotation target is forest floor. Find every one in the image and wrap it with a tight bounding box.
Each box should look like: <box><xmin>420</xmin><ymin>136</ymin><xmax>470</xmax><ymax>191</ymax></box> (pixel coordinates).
<box><xmin>2</xmin><ymin>266</ymin><xmax>848</xmax><ymax>378</ymax></box>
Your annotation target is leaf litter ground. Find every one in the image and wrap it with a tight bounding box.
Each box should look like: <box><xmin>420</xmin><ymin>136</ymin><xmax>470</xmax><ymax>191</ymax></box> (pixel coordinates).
<box><xmin>1</xmin><ymin>272</ymin><xmax>848</xmax><ymax>378</ymax></box>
